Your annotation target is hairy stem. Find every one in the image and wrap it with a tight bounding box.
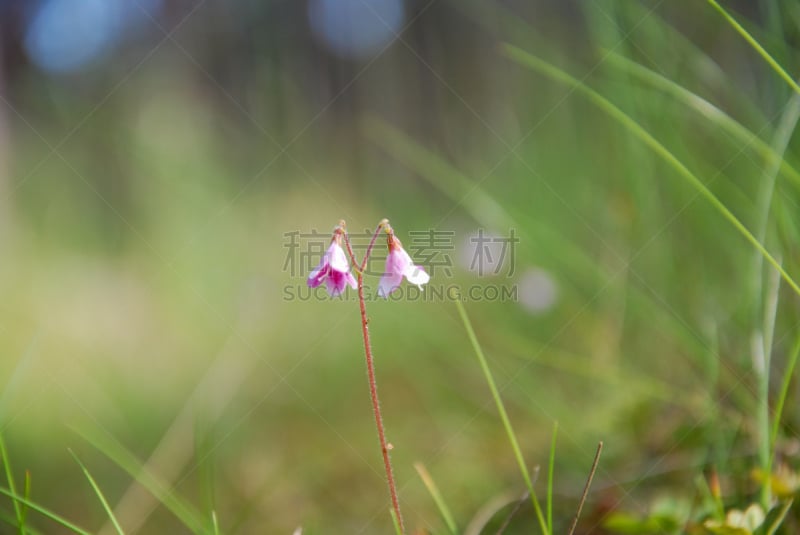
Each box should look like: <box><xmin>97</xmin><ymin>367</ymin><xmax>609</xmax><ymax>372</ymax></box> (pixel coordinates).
<box><xmin>344</xmin><ymin>223</ymin><xmax>404</xmax><ymax>533</ymax></box>
<box><xmin>360</xmin><ymin>219</ymin><xmax>388</xmax><ymax>274</ymax></box>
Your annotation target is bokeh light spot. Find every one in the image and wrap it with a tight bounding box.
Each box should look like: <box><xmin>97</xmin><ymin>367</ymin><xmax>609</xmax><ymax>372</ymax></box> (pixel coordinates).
<box><xmin>24</xmin><ymin>0</ymin><xmax>124</xmax><ymax>74</ymax></box>
<box><xmin>308</xmin><ymin>0</ymin><xmax>405</xmax><ymax>60</ymax></box>
<box><xmin>517</xmin><ymin>268</ymin><xmax>558</xmax><ymax>314</ymax></box>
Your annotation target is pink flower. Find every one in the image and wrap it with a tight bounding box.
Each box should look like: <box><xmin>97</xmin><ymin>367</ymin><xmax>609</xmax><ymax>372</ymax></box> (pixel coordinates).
<box><xmin>308</xmin><ymin>240</ymin><xmax>357</xmax><ymax>296</ymax></box>
<box><xmin>378</xmin><ymin>237</ymin><xmax>430</xmax><ymax>298</ymax></box>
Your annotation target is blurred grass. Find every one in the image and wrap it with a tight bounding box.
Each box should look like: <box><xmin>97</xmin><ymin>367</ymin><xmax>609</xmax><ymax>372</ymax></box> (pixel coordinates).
<box><xmin>0</xmin><ymin>0</ymin><xmax>799</xmax><ymax>533</ymax></box>
<box><xmin>68</xmin><ymin>449</ymin><xmax>124</xmax><ymax>535</ymax></box>
<box><xmin>456</xmin><ymin>299</ymin><xmax>548</xmax><ymax>535</ymax></box>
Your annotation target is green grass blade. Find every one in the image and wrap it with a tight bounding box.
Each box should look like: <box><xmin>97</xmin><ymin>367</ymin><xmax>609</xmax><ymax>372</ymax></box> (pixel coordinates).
<box><xmin>502</xmin><ymin>43</ymin><xmax>800</xmax><ymax>300</ymax></box>
<box><xmin>769</xmin><ymin>336</ymin><xmax>800</xmax><ymax>471</ymax></box>
<box><xmin>414</xmin><ymin>462</ymin><xmax>458</xmax><ymax>535</ymax></box>
<box><xmin>546</xmin><ymin>422</ymin><xmax>557</xmax><ymax>535</ymax></box>
<box><xmin>389</xmin><ymin>507</ymin><xmax>403</xmax><ymax>535</ymax></box>
<box><xmin>603</xmin><ymin>51</ymin><xmax>800</xmax><ymax>191</ymax></box>
<box><xmin>764</xmin><ymin>499</ymin><xmax>793</xmax><ymax>535</ymax></box>
<box><xmin>455</xmin><ymin>301</ymin><xmax>549</xmax><ymax>535</ymax></box>
<box><xmin>20</xmin><ymin>470</ymin><xmax>30</xmax><ymax>531</ymax></box>
<box><xmin>0</xmin><ymin>433</ymin><xmax>22</xmax><ymax>532</ymax></box>
<box><xmin>757</xmin><ymin>262</ymin><xmax>782</xmax><ymax>508</ymax></box>
<box><xmin>68</xmin><ymin>449</ymin><xmax>124</xmax><ymax>535</ymax></box>
<box><xmin>211</xmin><ymin>511</ymin><xmax>220</xmax><ymax>535</ymax></box>
<box><xmin>752</xmin><ymin>87</ymin><xmax>800</xmax><ymax>511</ymax></box>
<box><xmin>71</xmin><ymin>425</ymin><xmax>208</xmax><ymax>534</ymax></box>
<box><xmin>194</xmin><ymin>417</ymin><xmax>218</xmax><ymax>535</ymax></box>
<box><xmin>0</xmin><ymin>509</ymin><xmax>41</xmax><ymax>535</ymax></box>
<box><xmin>0</xmin><ymin>487</ymin><xmax>91</xmax><ymax>535</ymax></box>
<box><xmin>706</xmin><ymin>0</ymin><xmax>800</xmax><ymax>95</ymax></box>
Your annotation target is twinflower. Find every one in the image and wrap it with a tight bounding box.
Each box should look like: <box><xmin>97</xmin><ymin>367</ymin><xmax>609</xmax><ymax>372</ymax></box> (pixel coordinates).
<box><xmin>378</xmin><ymin>234</ymin><xmax>430</xmax><ymax>298</ymax></box>
<box><xmin>307</xmin><ymin>230</ymin><xmax>357</xmax><ymax>296</ymax></box>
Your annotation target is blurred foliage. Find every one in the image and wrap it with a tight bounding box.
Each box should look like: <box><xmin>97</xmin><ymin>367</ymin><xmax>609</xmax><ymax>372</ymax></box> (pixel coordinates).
<box><xmin>0</xmin><ymin>0</ymin><xmax>799</xmax><ymax>533</ymax></box>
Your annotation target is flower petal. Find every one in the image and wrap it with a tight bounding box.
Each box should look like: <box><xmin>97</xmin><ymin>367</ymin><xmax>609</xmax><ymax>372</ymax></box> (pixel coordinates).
<box><xmin>328</xmin><ymin>243</ymin><xmax>350</xmax><ymax>273</ymax></box>
<box><xmin>307</xmin><ymin>261</ymin><xmax>329</xmax><ymax>288</ymax></box>
<box><xmin>378</xmin><ymin>271</ymin><xmax>403</xmax><ymax>298</ymax></box>
<box><xmin>345</xmin><ymin>271</ymin><xmax>357</xmax><ymax>290</ymax></box>
<box><xmin>378</xmin><ymin>248</ymin><xmax>407</xmax><ymax>298</ymax></box>
<box><xmin>326</xmin><ymin>270</ymin><xmax>348</xmax><ymax>296</ymax></box>
<box><xmin>403</xmin><ymin>264</ymin><xmax>430</xmax><ymax>287</ymax></box>
<box><xmin>391</xmin><ymin>248</ymin><xmax>413</xmax><ymax>274</ymax></box>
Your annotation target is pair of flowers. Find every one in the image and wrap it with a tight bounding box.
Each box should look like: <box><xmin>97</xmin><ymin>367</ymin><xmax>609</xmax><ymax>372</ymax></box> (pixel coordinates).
<box><xmin>307</xmin><ymin>223</ymin><xmax>430</xmax><ymax>297</ymax></box>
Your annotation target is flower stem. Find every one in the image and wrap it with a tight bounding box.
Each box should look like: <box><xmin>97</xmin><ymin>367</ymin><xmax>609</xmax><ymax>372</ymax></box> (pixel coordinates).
<box><xmin>360</xmin><ymin>220</ymin><xmax>389</xmax><ymax>273</ymax></box>
<box><xmin>344</xmin><ymin>223</ymin><xmax>405</xmax><ymax>533</ymax></box>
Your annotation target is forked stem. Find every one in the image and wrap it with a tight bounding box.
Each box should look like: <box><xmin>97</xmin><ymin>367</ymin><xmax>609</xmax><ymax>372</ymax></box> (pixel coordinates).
<box><xmin>343</xmin><ymin>221</ymin><xmax>405</xmax><ymax>533</ymax></box>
